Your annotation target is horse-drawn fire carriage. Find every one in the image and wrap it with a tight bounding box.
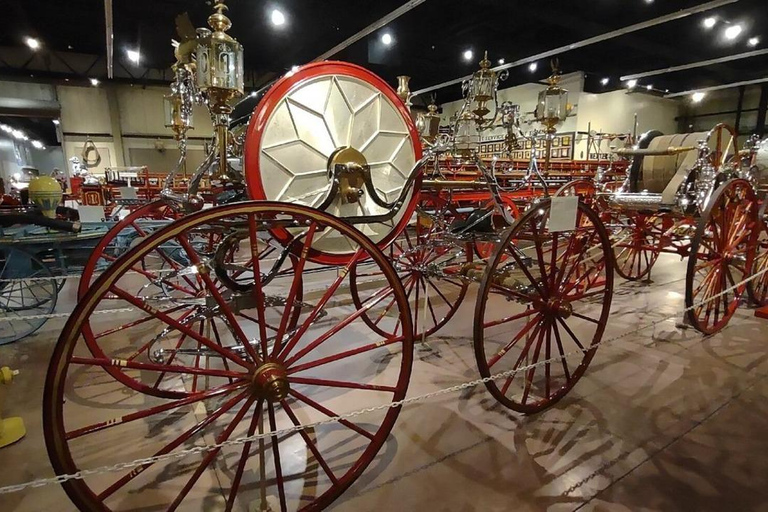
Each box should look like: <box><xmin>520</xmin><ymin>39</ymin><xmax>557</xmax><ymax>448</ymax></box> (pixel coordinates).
<box><xmin>40</xmin><ymin>2</ymin><xmax>766</xmax><ymax>510</ymax></box>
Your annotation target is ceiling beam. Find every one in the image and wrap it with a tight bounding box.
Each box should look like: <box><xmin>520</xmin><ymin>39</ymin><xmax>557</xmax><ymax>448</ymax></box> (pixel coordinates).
<box><xmin>312</xmin><ymin>0</ymin><xmax>430</xmax><ymax>62</ymax></box>
<box><xmin>621</xmin><ymin>48</ymin><xmax>768</xmax><ymax>81</ymax></box>
<box><xmin>412</xmin><ymin>0</ymin><xmax>740</xmax><ymax>97</ymax></box>
<box><xmin>665</xmin><ymin>77</ymin><xmax>768</xmax><ymax>97</ymax></box>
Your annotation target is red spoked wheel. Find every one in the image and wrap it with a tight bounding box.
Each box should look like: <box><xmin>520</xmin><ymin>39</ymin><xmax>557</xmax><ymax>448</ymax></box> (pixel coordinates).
<box><xmin>553</xmin><ymin>179</ymin><xmax>597</xmax><ymax>206</ymax></box>
<box><xmin>45</xmin><ymin>201</ymin><xmax>413</xmax><ymax>512</ymax></box>
<box><xmin>747</xmin><ymin>213</ymin><xmax>768</xmax><ymax>306</ymax></box>
<box><xmin>474</xmin><ymin>198</ymin><xmax>614</xmax><ymax>414</ymax></box>
<box><xmin>613</xmin><ymin>212</ymin><xmax>663</xmax><ymax>281</ymax></box>
<box><xmin>349</xmin><ymin>216</ymin><xmax>471</xmax><ymax>339</ymax></box>
<box><xmin>685</xmin><ymin>179</ymin><xmax>758</xmax><ymax>334</ymax></box>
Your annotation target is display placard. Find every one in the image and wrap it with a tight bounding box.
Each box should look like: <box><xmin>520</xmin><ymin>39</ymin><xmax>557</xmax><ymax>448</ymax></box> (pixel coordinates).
<box><xmin>549</xmin><ymin>196</ymin><xmax>578</xmax><ymax>232</ymax></box>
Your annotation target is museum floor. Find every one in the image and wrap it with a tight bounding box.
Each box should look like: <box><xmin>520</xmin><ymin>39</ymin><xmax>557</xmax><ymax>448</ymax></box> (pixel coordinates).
<box><xmin>1</xmin><ymin>252</ymin><xmax>767</xmax><ymax>512</ymax></box>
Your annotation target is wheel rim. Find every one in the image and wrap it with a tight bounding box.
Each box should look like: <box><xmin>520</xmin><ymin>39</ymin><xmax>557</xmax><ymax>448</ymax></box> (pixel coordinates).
<box><xmin>613</xmin><ymin>212</ymin><xmax>661</xmax><ymax>281</ymax></box>
<box><xmin>474</xmin><ymin>200</ymin><xmax>613</xmax><ymax>414</ymax></box>
<box><xmin>349</xmin><ymin>219</ymin><xmax>470</xmax><ymax>339</ymax></box>
<box><xmin>686</xmin><ymin>179</ymin><xmax>757</xmax><ymax>334</ymax></box>
<box><xmin>45</xmin><ymin>201</ymin><xmax>413</xmax><ymax>511</ymax></box>
<box><xmin>747</xmin><ymin>217</ymin><xmax>768</xmax><ymax>306</ymax></box>
<box><xmin>0</xmin><ymin>247</ymin><xmax>58</xmax><ymax>344</ymax></box>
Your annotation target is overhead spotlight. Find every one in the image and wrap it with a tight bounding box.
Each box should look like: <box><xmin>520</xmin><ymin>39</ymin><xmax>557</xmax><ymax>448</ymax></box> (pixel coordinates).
<box><xmin>271</xmin><ymin>9</ymin><xmax>286</xmax><ymax>26</ymax></box>
<box><xmin>748</xmin><ymin>37</ymin><xmax>760</xmax><ymax>47</ymax></box>
<box><xmin>463</xmin><ymin>49</ymin><xmax>474</xmax><ymax>61</ymax></box>
<box><xmin>498</xmin><ymin>58</ymin><xmax>505</xmax><ymax>65</ymax></box>
<box><xmin>381</xmin><ymin>32</ymin><xmax>393</xmax><ymax>45</ymax></box>
<box><xmin>691</xmin><ymin>92</ymin><xmax>706</xmax><ymax>103</ymax></box>
<box><xmin>646</xmin><ymin>84</ymin><xmax>653</xmax><ymax>90</ymax></box>
<box><xmin>645</xmin><ymin>0</ymin><xmax>654</xmax><ymax>3</ymax></box>
<box><xmin>600</xmin><ymin>77</ymin><xmax>610</xmax><ymax>85</ymax></box>
<box><xmin>52</xmin><ymin>119</ymin><xmax>60</xmax><ymax>125</ymax></box>
<box><xmin>0</xmin><ymin>124</ymin><xmax>11</xmax><ymax>133</ymax></box>
<box><xmin>528</xmin><ymin>62</ymin><xmax>538</xmax><ymax>72</ymax></box>
<box><xmin>724</xmin><ymin>24</ymin><xmax>743</xmax><ymax>40</ymax></box>
<box><xmin>626</xmin><ymin>79</ymin><xmax>638</xmax><ymax>89</ymax></box>
<box><xmin>11</xmin><ymin>129</ymin><xmax>25</xmax><ymax>140</ymax></box>
<box><xmin>32</xmin><ymin>140</ymin><xmax>44</xmax><ymax>149</ymax></box>
<box><xmin>126</xmin><ymin>49</ymin><xmax>141</xmax><ymax>64</ymax></box>
<box><xmin>25</xmin><ymin>37</ymin><xmax>41</xmax><ymax>50</ymax></box>
<box><xmin>703</xmin><ymin>17</ymin><xmax>716</xmax><ymax>29</ymax></box>
<box><xmin>250</xmin><ymin>91</ymin><xmax>258</xmax><ymax>97</ymax></box>
<box><xmin>90</xmin><ymin>78</ymin><xmax>100</xmax><ymax>86</ymax></box>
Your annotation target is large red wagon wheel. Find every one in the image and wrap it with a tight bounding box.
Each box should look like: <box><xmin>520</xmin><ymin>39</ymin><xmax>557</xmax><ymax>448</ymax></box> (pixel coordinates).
<box><xmin>613</xmin><ymin>212</ymin><xmax>663</xmax><ymax>281</ymax></box>
<box><xmin>78</xmin><ymin>200</ymin><xmax>263</xmax><ymax>399</ymax></box>
<box><xmin>747</xmin><ymin>214</ymin><xmax>768</xmax><ymax>306</ymax></box>
<box><xmin>685</xmin><ymin>179</ymin><xmax>758</xmax><ymax>334</ymax></box>
<box><xmin>45</xmin><ymin>201</ymin><xmax>413</xmax><ymax>512</ymax></box>
<box><xmin>349</xmin><ymin>213</ymin><xmax>470</xmax><ymax>339</ymax></box>
<box><xmin>474</xmin><ymin>199</ymin><xmax>614</xmax><ymax>413</ymax></box>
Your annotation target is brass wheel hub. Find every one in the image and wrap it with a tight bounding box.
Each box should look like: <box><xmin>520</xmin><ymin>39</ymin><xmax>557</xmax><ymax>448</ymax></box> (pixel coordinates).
<box><xmin>328</xmin><ymin>147</ymin><xmax>369</xmax><ymax>204</ymax></box>
<box><xmin>252</xmin><ymin>362</ymin><xmax>290</xmax><ymax>402</ymax></box>
<box><xmin>548</xmin><ymin>298</ymin><xmax>572</xmax><ymax>319</ymax></box>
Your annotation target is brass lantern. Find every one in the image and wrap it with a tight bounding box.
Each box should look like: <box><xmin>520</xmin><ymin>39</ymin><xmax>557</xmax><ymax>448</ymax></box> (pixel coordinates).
<box><xmin>535</xmin><ymin>66</ymin><xmax>572</xmax><ymax>134</ymax></box>
<box><xmin>419</xmin><ymin>103</ymin><xmax>441</xmax><ymax>143</ymax></box>
<box><xmin>470</xmin><ymin>51</ymin><xmax>497</xmax><ymax>120</ymax></box>
<box><xmin>196</xmin><ymin>1</ymin><xmax>244</xmax><ymax>114</ymax></box>
<box><xmin>453</xmin><ymin>111</ymin><xmax>480</xmax><ymax>158</ymax></box>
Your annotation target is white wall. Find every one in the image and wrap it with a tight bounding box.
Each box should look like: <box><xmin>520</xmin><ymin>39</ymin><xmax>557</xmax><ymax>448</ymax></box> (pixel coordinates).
<box><xmin>577</xmin><ymin>90</ymin><xmax>680</xmax><ymax>135</ymax></box>
<box><xmin>56</xmin><ymin>83</ymin><xmax>214</xmax><ymax>176</ymax></box>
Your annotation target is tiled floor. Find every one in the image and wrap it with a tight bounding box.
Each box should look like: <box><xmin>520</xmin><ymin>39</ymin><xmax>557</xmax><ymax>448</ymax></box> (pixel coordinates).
<box><xmin>1</xmin><ymin>253</ymin><xmax>767</xmax><ymax>511</ymax></box>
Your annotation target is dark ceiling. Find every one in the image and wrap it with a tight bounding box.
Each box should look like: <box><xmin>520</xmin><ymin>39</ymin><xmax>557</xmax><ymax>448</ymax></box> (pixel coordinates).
<box><xmin>1</xmin><ymin>0</ymin><xmax>767</xmax><ymax>106</ymax></box>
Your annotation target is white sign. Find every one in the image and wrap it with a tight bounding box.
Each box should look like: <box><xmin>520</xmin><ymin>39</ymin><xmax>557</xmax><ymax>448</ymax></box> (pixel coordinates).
<box><xmin>78</xmin><ymin>205</ymin><xmax>106</xmax><ymax>223</ymax></box>
<box><xmin>549</xmin><ymin>196</ymin><xmax>579</xmax><ymax>232</ymax></box>
<box><xmin>119</xmin><ymin>186</ymin><xmax>138</xmax><ymax>200</ymax></box>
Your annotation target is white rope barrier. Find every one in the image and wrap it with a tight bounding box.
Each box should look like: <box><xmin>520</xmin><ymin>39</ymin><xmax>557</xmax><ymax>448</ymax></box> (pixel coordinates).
<box><xmin>0</xmin><ymin>263</ymin><xmax>765</xmax><ymax>495</ymax></box>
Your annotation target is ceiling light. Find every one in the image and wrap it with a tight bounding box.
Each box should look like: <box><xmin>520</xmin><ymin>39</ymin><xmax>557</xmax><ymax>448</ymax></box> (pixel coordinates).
<box><xmin>126</xmin><ymin>49</ymin><xmax>141</xmax><ymax>64</ymax></box>
<box><xmin>528</xmin><ymin>62</ymin><xmax>538</xmax><ymax>72</ymax></box>
<box><xmin>646</xmin><ymin>84</ymin><xmax>653</xmax><ymax>90</ymax></box>
<box><xmin>0</xmin><ymin>124</ymin><xmax>11</xmax><ymax>133</ymax></box>
<box><xmin>52</xmin><ymin>119</ymin><xmax>60</xmax><ymax>125</ymax></box>
<box><xmin>691</xmin><ymin>92</ymin><xmax>706</xmax><ymax>103</ymax></box>
<box><xmin>32</xmin><ymin>140</ymin><xmax>44</xmax><ymax>149</ymax></box>
<box><xmin>748</xmin><ymin>37</ymin><xmax>760</xmax><ymax>47</ymax></box>
<box><xmin>724</xmin><ymin>24</ymin><xmax>742</xmax><ymax>40</ymax></box>
<box><xmin>25</xmin><ymin>37</ymin><xmax>41</xmax><ymax>50</ymax></box>
<box><xmin>600</xmin><ymin>77</ymin><xmax>610</xmax><ymax>85</ymax></box>
<box><xmin>250</xmin><ymin>91</ymin><xmax>258</xmax><ymax>97</ymax></box>
<box><xmin>90</xmin><ymin>78</ymin><xmax>100</xmax><ymax>86</ymax></box>
<box><xmin>271</xmin><ymin>9</ymin><xmax>286</xmax><ymax>26</ymax></box>
<box><xmin>703</xmin><ymin>17</ymin><xmax>716</xmax><ymax>29</ymax></box>
<box><xmin>626</xmin><ymin>79</ymin><xmax>638</xmax><ymax>89</ymax></box>
<box><xmin>463</xmin><ymin>49</ymin><xmax>473</xmax><ymax>61</ymax></box>
<box><xmin>12</xmin><ymin>130</ymin><xmax>25</xmax><ymax>140</ymax></box>
<box><xmin>498</xmin><ymin>58</ymin><xmax>505</xmax><ymax>65</ymax></box>
<box><xmin>381</xmin><ymin>33</ymin><xmax>393</xmax><ymax>45</ymax></box>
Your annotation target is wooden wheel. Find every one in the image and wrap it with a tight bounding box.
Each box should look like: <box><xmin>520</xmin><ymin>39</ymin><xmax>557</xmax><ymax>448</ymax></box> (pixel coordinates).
<box><xmin>474</xmin><ymin>199</ymin><xmax>614</xmax><ymax>413</ymax></box>
<box><xmin>349</xmin><ymin>217</ymin><xmax>470</xmax><ymax>339</ymax></box>
<box><xmin>45</xmin><ymin>201</ymin><xmax>413</xmax><ymax>511</ymax></box>
<box><xmin>0</xmin><ymin>247</ymin><xmax>58</xmax><ymax>344</ymax></box>
<box><xmin>747</xmin><ymin>213</ymin><xmax>768</xmax><ymax>306</ymax></box>
<box><xmin>613</xmin><ymin>212</ymin><xmax>663</xmax><ymax>281</ymax></box>
<box><xmin>686</xmin><ymin>179</ymin><xmax>758</xmax><ymax>334</ymax></box>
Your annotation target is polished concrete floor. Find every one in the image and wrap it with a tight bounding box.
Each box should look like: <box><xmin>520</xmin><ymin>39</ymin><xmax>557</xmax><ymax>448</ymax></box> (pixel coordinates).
<box><xmin>1</xmin><ymin>252</ymin><xmax>767</xmax><ymax>511</ymax></box>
